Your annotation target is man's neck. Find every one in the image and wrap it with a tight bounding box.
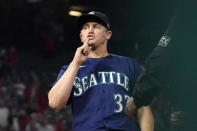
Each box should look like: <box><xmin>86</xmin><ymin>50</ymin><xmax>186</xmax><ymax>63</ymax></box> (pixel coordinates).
<box><xmin>88</xmin><ymin>47</ymin><xmax>109</xmax><ymax>58</ymax></box>
<box><xmin>88</xmin><ymin>52</ymin><xmax>109</xmax><ymax>58</ymax></box>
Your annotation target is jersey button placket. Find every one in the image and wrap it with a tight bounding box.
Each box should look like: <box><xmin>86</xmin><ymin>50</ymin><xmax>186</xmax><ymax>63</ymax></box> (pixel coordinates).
<box><xmin>102</xmin><ymin>89</ymin><xmax>105</xmax><ymax>93</ymax></box>
<box><xmin>103</xmin><ymin>104</ymin><xmax>106</xmax><ymax>109</ymax></box>
<box><xmin>103</xmin><ymin>89</ymin><xmax>106</xmax><ymax>110</ymax></box>
<box><xmin>102</xmin><ymin>88</ymin><xmax>107</xmax><ymax>110</ymax></box>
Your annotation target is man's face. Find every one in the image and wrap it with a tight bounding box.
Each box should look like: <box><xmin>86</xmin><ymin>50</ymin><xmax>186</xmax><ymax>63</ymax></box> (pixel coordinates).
<box><xmin>80</xmin><ymin>22</ymin><xmax>112</xmax><ymax>48</ymax></box>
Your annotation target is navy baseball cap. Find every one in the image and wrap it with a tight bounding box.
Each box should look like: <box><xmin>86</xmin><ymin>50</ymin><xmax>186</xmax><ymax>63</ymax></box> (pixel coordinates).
<box><xmin>76</xmin><ymin>11</ymin><xmax>111</xmax><ymax>30</ymax></box>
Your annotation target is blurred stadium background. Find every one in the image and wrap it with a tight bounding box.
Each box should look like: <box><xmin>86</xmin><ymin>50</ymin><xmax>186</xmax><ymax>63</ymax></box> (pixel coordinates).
<box><xmin>0</xmin><ymin>0</ymin><xmax>179</xmax><ymax>131</ymax></box>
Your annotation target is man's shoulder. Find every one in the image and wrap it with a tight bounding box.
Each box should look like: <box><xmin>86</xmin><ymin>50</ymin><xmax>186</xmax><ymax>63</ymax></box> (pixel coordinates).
<box><xmin>111</xmin><ymin>54</ymin><xmax>129</xmax><ymax>59</ymax></box>
<box><xmin>111</xmin><ymin>54</ymin><xmax>136</xmax><ymax>63</ymax></box>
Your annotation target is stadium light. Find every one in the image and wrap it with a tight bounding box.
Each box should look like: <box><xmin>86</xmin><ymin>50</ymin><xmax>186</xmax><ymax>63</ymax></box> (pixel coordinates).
<box><xmin>68</xmin><ymin>10</ymin><xmax>82</xmax><ymax>17</ymax></box>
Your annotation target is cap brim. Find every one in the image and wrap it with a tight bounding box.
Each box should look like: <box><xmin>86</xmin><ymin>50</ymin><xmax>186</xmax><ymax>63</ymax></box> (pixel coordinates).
<box><xmin>76</xmin><ymin>14</ymin><xmax>108</xmax><ymax>30</ymax></box>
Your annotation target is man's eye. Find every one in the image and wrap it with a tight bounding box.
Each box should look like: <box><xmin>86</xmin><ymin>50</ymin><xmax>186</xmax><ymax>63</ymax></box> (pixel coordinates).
<box><xmin>95</xmin><ymin>25</ymin><xmax>101</xmax><ymax>28</ymax></box>
<box><xmin>82</xmin><ymin>26</ymin><xmax>88</xmax><ymax>30</ymax></box>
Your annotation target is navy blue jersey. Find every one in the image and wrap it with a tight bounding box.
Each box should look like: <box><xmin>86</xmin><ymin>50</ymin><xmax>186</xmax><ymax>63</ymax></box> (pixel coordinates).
<box><xmin>53</xmin><ymin>54</ymin><xmax>142</xmax><ymax>131</ymax></box>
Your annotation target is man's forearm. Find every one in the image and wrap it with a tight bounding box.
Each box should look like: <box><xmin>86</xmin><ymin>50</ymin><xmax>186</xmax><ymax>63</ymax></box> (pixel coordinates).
<box><xmin>48</xmin><ymin>62</ymin><xmax>80</xmax><ymax>110</ymax></box>
<box><xmin>137</xmin><ymin>106</ymin><xmax>154</xmax><ymax>131</ymax></box>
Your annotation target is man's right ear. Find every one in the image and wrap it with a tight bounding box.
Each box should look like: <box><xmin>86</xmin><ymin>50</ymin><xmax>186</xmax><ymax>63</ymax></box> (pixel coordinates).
<box><xmin>80</xmin><ymin>33</ymin><xmax>83</xmax><ymax>43</ymax></box>
<box><xmin>80</xmin><ymin>33</ymin><xmax>82</xmax><ymax>38</ymax></box>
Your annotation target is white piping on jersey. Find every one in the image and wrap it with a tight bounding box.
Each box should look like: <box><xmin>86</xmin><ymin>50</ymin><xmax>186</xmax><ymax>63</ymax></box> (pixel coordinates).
<box><xmin>79</xmin><ymin>65</ymin><xmax>86</xmax><ymax>68</ymax></box>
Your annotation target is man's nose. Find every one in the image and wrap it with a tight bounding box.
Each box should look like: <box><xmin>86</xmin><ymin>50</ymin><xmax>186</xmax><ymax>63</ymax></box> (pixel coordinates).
<box><xmin>88</xmin><ymin>26</ymin><xmax>94</xmax><ymax>32</ymax></box>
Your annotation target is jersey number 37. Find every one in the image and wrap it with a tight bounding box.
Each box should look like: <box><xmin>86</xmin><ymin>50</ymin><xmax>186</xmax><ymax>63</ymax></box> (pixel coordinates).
<box><xmin>114</xmin><ymin>93</ymin><xmax>129</xmax><ymax>113</ymax></box>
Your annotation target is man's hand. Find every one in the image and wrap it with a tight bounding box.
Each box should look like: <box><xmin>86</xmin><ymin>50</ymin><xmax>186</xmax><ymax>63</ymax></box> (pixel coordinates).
<box><xmin>125</xmin><ymin>97</ymin><xmax>137</xmax><ymax>120</ymax></box>
<box><xmin>171</xmin><ymin>111</ymin><xmax>185</xmax><ymax>125</ymax></box>
<box><xmin>72</xmin><ymin>38</ymin><xmax>91</xmax><ymax>66</ymax></box>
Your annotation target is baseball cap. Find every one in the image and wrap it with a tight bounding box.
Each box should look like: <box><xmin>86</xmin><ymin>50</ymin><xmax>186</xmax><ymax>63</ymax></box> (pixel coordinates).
<box><xmin>76</xmin><ymin>11</ymin><xmax>111</xmax><ymax>30</ymax></box>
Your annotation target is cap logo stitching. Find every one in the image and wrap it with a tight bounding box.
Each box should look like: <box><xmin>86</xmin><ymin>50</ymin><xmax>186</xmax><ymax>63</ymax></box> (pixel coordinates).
<box><xmin>88</xmin><ymin>11</ymin><xmax>95</xmax><ymax>15</ymax></box>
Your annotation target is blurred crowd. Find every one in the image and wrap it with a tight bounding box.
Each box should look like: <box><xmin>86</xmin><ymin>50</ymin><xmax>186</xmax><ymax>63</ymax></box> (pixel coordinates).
<box><xmin>0</xmin><ymin>0</ymin><xmax>66</xmax><ymax>58</ymax></box>
<box><xmin>0</xmin><ymin>46</ymin><xmax>73</xmax><ymax>131</ymax></box>
<box><xmin>0</xmin><ymin>1</ymin><xmax>72</xmax><ymax>130</ymax></box>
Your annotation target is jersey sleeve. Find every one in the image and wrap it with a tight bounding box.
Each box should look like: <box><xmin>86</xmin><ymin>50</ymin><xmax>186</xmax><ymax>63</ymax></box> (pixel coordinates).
<box><xmin>51</xmin><ymin>65</ymin><xmax>73</xmax><ymax>105</ymax></box>
<box><xmin>52</xmin><ymin>65</ymin><xmax>67</xmax><ymax>86</ymax></box>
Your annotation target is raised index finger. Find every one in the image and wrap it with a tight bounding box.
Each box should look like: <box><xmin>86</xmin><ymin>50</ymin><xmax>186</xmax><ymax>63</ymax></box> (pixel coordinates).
<box><xmin>84</xmin><ymin>37</ymin><xmax>90</xmax><ymax>46</ymax></box>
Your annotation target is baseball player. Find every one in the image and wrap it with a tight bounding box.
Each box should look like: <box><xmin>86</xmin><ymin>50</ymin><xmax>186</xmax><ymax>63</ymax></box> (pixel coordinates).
<box><xmin>48</xmin><ymin>11</ymin><xmax>153</xmax><ymax>131</ymax></box>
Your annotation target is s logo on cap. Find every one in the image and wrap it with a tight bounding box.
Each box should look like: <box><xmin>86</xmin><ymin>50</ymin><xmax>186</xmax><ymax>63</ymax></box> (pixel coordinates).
<box><xmin>88</xmin><ymin>11</ymin><xmax>95</xmax><ymax>15</ymax></box>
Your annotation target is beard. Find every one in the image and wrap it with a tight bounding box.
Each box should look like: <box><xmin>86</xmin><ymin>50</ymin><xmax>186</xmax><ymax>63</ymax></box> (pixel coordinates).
<box><xmin>88</xmin><ymin>43</ymin><xmax>97</xmax><ymax>51</ymax></box>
